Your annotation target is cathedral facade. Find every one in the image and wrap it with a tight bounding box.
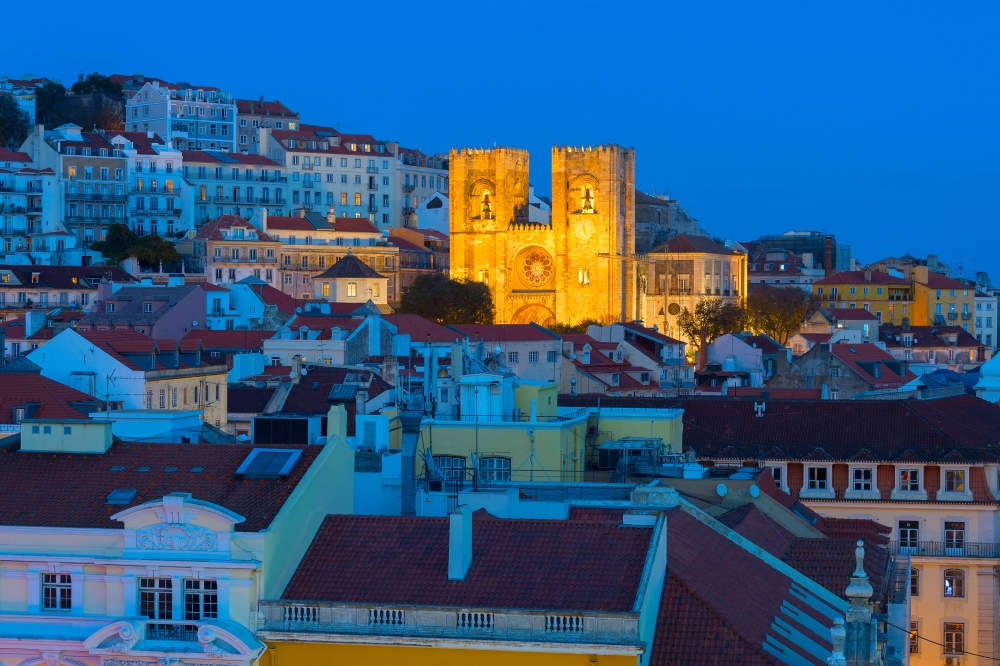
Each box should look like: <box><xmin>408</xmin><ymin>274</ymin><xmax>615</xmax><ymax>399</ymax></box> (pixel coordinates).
<box><xmin>449</xmin><ymin>145</ymin><xmax>638</xmax><ymax>326</ymax></box>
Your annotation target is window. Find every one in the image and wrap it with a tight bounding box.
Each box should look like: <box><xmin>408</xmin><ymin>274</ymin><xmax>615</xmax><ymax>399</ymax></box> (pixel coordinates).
<box><xmin>480</xmin><ymin>457</ymin><xmax>511</xmax><ymax>483</ymax></box>
<box><xmin>944</xmin><ymin>569</ymin><xmax>965</xmax><ymax>598</ymax></box>
<box><xmin>945</xmin><ymin>469</ymin><xmax>965</xmax><ymax>492</ymax></box>
<box><xmin>807</xmin><ymin>467</ymin><xmax>828</xmax><ymax>490</ymax></box>
<box><xmin>434</xmin><ymin>456</ymin><xmax>466</xmax><ymax>484</ymax></box>
<box><xmin>347</xmin><ymin>282</ymin><xmax>357</xmax><ymax>297</ymax></box>
<box><xmin>944</xmin><ymin>623</ymin><xmax>964</xmax><ymax>654</ymax></box>
<box><xmin>171</xmin><ymin>388</ymin><xmax>177</xmax><ymax>408</ymax></box>
<box><xmin>547</xmin><ymin>350</ymin><xmax>557</xmax><ymax>363</ymax></box>
<box><xmin>42</xmin><ymin>573</ymin><xmax>72</xmax><ymax>610</ymax></box>
<box><xmin>909</xmin><ymin>567</ymin><xmax>919</xmax><ymax>597</ymax></box>
<box><xmin>508</xmin><ymin>351</ymin><xmax>519</xmax><ymax>364</ymax></box>
<box><xmin>184</xmin><ymin>580</ymin><xmax>218</xmax><ymax>620</ymax></box>
<box><xmin>909</xmin><ymin>621</ymin><xmax>919</xmax><ymax>654</ymax></box>
<box><xmin>852</xmin><ymin>468</ymin><xmax>873</xmax><ymax>491</ymax></box>
<box><xmin>899</xmin><ymin>468</ymin><xmax>919</xmax><ymax>491</ymax></box>
<box><xmin>144</xmin><ymin>302</ymin><xmax>152</xmax><ymax>313</ymax></box>
<box><xmin>139</xmin><ymin>578</ymin><xmax>173</xmax><ymax>620</ymax></box>
<box><xmin>945</xmin><ymin>522</ymin><xmax>965</xmax><ymax>550</ymax></box>
<box><xmin>899</xmin><ymin>520</ymin><xmax>919</xmax><ymax>548</ymax></box>
<box><xmin>158</xmin><ymin>389</ymin><xmax>165</xmax><ymax>409</ymax></box>
<box><xmin>528</xmin><ymin>351</ymin><xmax>539</xmax><ymax>363</ymax></box>
<box><xmin>830</xmin><ymin>367</ymin><xmax>840</xmax><ymax>378</ymax></box>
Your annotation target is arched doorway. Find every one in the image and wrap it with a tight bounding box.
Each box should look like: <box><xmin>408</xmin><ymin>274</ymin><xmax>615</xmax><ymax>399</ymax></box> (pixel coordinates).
<box><xmin>512</xmin><ymin>303</ymin><xmax>556</xmax><ymax>327</ymax></box>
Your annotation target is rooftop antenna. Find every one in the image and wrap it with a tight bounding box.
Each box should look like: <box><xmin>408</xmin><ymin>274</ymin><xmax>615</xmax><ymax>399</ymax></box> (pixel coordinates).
<box><xmin>105</xmin><ymin>369</ymin><xmax>116</xmax><ymax>412</ymax></box>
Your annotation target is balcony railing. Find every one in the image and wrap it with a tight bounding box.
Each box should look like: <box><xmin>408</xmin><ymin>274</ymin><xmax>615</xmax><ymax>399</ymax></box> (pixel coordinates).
<box><xmin>367</xmin><ymin>205</ymin><xmax>379</xmax><ymax>213</ymax></box>
<box><xmin>204</xmin><ymin>196</ymin><xmax>287</xmax><ymax>205</ymax></box>
<box><xmin>130</xmin><ymin>186</ymin><xmax>182</xmax><ymax>195</ymax></box>
<box><xmin>131</xmin><ymin>208</ymin><xmax>181</xmax><ymax>216</ymax></box>
<box><xmin>889</xmin><ymin>541</ymin><xmax>1000</xmax><ymax>558</ymax></box>
<box><xmin>367</xmin><ymin>166</ymin><xmax>379</xmax><ymax>173</ymax></box>
<box><xmin>64</xmin><ymin>216</ymin><xmax>128</xmax><ymax>224</ymax></box>
<box><xmin>64</xmin><ymin>192</ymin><xmax>128</xmax><ymax>202</ymax></box>
<box><xmin>962</xmin><ymin>312</ymin><xmax>971</xmax><ymax>320</ymax></box>
<box><xmin>0</xmin><ymin>186</ymin><xmax>41</xmax><ymax>193</ymax></box>
<box><xmin>948</xmin><ymin>312</ymin><xmax>957</xmax><ymax>320</ymax></box>
<box><xmin>367</xmin><ymin>183</ymin><xmax>379</xmax><ymax>191</ymax></box>
<box><xmin>402</xmin><ymin>183</ymin><xmax>416</xmax><ymax>193</ymax></box>
<box><xmin>26</xmin><ymin>205</ymin><xmax>42</xmax><ymax>213</ymax></box>
<box><xmin>259</xmin><ymin>601</ymin><xmax>640</xmax><ymax>648</ymax></box>
<box><xmin>145</xmin><ymin>622</ymin><xmax>199</xmax><ymax>642</ymax></box>
<box><xmin>184</xmin><ymin>172</ymin><xmax>287</xmax><ymax>182</ymax></box>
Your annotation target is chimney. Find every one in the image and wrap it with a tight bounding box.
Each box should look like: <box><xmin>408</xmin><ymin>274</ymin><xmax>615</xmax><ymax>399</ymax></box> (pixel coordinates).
<box><xmin>259</xmin><ymin>207</ymin><xmax>268</xmax><ymax>234</ymax></box>
<box><xmin>824</xmin><ymin>235</ymin><xmax>833</xmax><ymax>277</ymax></box>
<box><xmin>864</xmin><ymin>269</ymin><xmax>872</xmax><ymax>282</ymax></box>
<box><xmin>398</xmin><ymin>410</ymin><xmax>422</xmax><ymax>516</ymax></box>
<box><xmin>259</xmin><ymin>94</ymin><xmax>264</xmax><ymax>107</ymax></box>
<box><xmin>299</xmin><ymin>208</ymin><xmax>306</xmax><ymax>218</ymax></box>
<box><xmin>327</xmin><ymin>205</ymin><xmax>335</xmax><ymax>224</ymax></box>
<box><xmin>698</xmin><ymin>327</ymin><xmax>708</xmax><ymax>370</ymax></box>
<box><xmin>448</xmin><ymin>505</ymin><xmax>473</xmax><ymax>581</ymax></box>
<box><xmin>146</xmin><ymin>130</ymin><xmax>154</xmax><ymax>139</ymax></box>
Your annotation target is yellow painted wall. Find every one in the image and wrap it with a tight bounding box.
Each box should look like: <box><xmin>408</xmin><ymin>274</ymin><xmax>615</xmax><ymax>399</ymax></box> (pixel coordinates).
<box><xmin>594</xmin><ymin>413</ymin><xmax>683</xmax><ymax>452</ymax></box>
<box><xmin>146</xmin><ymin>370</ymin><xmax>228</xmax><ymax>426</ymax></box>
<box><xmin>262</xmin><ymin>641</ymin><xmax>638</xmax><ymax>666</ymax></box>
<box><xmin>910</xmin><ymin>280</ymin><xmax>975</xmax><ymax>328</ymax></box>
<box><xmin>514</xmin><ymin>382</ymin><xmax>558</xmax><ymax>419</ymax></box>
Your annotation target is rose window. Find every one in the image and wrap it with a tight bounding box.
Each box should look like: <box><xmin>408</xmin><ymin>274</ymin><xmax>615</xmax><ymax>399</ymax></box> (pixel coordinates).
<box><xmin>522</xmin><ymin>251</ymin><xmax>554</xmax><ymax>286</ymax></box>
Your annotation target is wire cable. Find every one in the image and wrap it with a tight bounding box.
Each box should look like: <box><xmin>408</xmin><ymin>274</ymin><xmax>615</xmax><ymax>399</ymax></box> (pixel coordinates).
<box><xmin>884</xmin><ymin>620</ymin><xmax>1000</xmax><ymax>662</ymax></box>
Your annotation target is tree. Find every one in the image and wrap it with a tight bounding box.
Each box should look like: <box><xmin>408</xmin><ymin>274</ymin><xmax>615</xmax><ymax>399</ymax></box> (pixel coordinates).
<box><xmin>0</xmin><ymin>95</ymin><xmax>30</xmax><ymax>148</ymax></box>
<box><xmin>547</xmin><ymin>313</ymin><xmax>619</xmax><ymax>334</ymax></box>
<box><xmin>745</xmin><ymin>286</ymin><xmax>810</xmax><ymax>345</ymax></box>
<box><xmin>90</xmin><ymin>224</ymin><xmax>136</xmax><ymax>262</ymax></box>
<box><xmin>92</xmin><ymin>94</ymin><xmax>125</xmax><ymax>132</ymax></box>
<box><xmin>399</xmin><ymin>274</ymin><xmax>494</xmax><ymax>325</ymax></box>
<box><xmin>130</xmin><ymin>234</ymin><xmax>180</xmax><ymax>269</ymax></box>
<box><xmin>677</xmin><ymin>297</ymin><xmax>745</xmax><ymax>349</ymax></box>
<box><xmin>71</xmin><ymin>73</ymin><xmax>124</xmax><ymax>98</ymax></box>
<box><xmin>34</xmin><ymin>81</ymin><xmax>66</xmax><ymax>127</ymax></box>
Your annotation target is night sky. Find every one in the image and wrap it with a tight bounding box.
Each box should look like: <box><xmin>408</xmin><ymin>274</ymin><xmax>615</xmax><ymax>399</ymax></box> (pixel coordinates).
<box><xmin>3</xmin><ymin>1</ymin><xmax>997</xmax><ymax>277</ymax></box>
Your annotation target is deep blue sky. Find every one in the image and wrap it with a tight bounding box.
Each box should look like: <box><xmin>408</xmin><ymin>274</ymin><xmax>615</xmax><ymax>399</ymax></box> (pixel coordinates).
<box><xmin>3</xmin><ymin>1</ymin><xmax>997</xmax><ymax>278</ymax></box>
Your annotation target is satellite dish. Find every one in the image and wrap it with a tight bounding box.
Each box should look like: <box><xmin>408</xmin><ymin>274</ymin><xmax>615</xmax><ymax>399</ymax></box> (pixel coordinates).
<box><xmin>192</xmin><ymin>320</ymin><xmax>198</xmax><ymax>327</ymax></box>
<box><xmin>571</xmin><ymin>353</ymin><xmax>577</xmax><ymax>360</ymax></box>
<box><xmin>300</xmin><ymin>368</ymin><xmax>307</xmax><ymax>376</ymax></box>
<box><xmin>288</xmin><ymin>371</ymin><xmax>296</xmax><ymax>379</ymax></box>
<box><xmin>749</xmin><ymin>484</ymin><xmax>760</xmax><ymax>498</ymax></box>
<box><xmin>716</xmin><ymin>483</ymin><xmax>728</xmax><ymax>498</ymax></box>
<box><xmin>494</xmin><ymin>345</ymin><xmax>502</xmax><ymax>355</ymax></box>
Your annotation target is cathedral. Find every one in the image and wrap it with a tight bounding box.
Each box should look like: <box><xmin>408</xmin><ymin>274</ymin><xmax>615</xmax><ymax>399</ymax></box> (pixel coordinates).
<box><xmin>449</xmin><ymin>145</ymin><xmax>639</xmax><ymax>326</ymax></box>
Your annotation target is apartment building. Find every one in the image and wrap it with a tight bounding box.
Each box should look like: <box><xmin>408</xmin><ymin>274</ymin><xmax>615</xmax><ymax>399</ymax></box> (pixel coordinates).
<box><xmin>812</xmin><ymin>270</ymin><xmax>914</xmax><ymax>325</ymax></box>
<box><xmin>0</xmin><ymin>73</ymin><xmax>50</xmax><ymax>122</ymax></box>
<box><xmin>111</xmin><ymin>132</ymin><xmax>188</xmax><ymax>238</ymax></box>
<box><xmin>119</xmin><ymin>76</ymin><xmax>237</xmax><ymax>152</ymax></box>
<box><xmin>0</xmin><ymin>264</ymin><xmax>135</xmax><ymax>311</ymax></box>
<box><xmin>909</xmin><ymin>267</ymin><xmax>976</xmax><ymax>333</ymax></box>
<box><xmin>879</xmin><ymin>324</ymin><xmax>988</xmax><ymax>371</ymax></box>
<box><xmin>235</xmin><ymin>96</ymin><xmax>298</xmax><ymax>151</ymax></box>
<box><xmin>0</xmin><ymin>146</ymin><xmax>58</xmax><ymax>255</ymax></box>
<box><xmin>182</xmin><ymin>151</ymin><xmax>287</xmax><ymax>225</ymax></box>
<box><xmin>20</xmin><ymin>124</ymin><xmax>129</xmax><ymax>245</ymax></box>
<box><xmin>768</xmin><ymin>341</ymin><xmax>917</xmax><ymax>398</ymax></box>
<box><xmin>644</xmin><ymin>234</ymin><xmax>748</xmax><ymax>340</ymax></box>
<box><xmin>193</xmin><ymin>214</ymin><xmax>281</xmax><ymax>285</ymax></box>
<box><xmin>975</xmin><ymin>289</ymin><xmax>998</xmax><ymax>350</ymax></box>
<box><xmin>250</xmin><ymin>209</ymin><xmax>400</xmax><ymax>301</ymax></box>
<box><xmin>396</xmin><ymin>147</ymin><xmax>448</xmax><ymax>227</ymax></box>
<box><xmin>259</xmin><ymin>125</ymin><xmax>398</xmax><ymax>229</ymax></box>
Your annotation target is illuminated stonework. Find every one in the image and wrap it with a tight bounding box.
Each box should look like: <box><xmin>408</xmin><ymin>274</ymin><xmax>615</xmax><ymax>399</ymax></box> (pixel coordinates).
<box><xmin>521</xmin><ymin>250</ymin><xmax>554</xmax><ymax>286</ymax></box>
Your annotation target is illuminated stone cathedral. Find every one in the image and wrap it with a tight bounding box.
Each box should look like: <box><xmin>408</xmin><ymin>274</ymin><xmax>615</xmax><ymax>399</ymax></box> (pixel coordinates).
<box><xmin>449</xmin><ymin>145</ymin><xmax>638</xmax><ymax>326</ymax></box>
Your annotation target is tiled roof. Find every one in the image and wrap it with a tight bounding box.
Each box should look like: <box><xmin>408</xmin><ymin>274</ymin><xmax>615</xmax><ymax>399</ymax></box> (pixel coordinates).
<box><xmin>825</xmin><ymin>307</ymin><xmax>879</xmax><ymax>321</ymax></box>
<box><xmin>281</xmin><ymin>512</ymin><xmax>653</xmax><ymax>612</ymax></box>
<box><xmin>281</xmin><ymin>314</ymin><xmax>365</xmax><ymax>339</ymax></box>
<box><xmin>386</xmin><ymin>236</ymin><xmax>431</xmax><ymax>253</ymax></box>
<box><xmin>115</xmin><ymin>131</ymin><xmax>166</xmax><ymax>155</ymax></box>
<box><xmin>815</xmin><ymin>271</ymin><xmax>909</xmax><ymax>285</ymax></box>
<box><xmin>80</xmin><ymin>285</ymin><xmax>200</xmax><ymax>328</ymax></box>
<box><xmin>829</xmin><ymin>344</ymin><xmax>916</xmax><ymax>388</ymax></box>
<box><xmin>228</xmin><ymin>386</ymin><xmax>276</xmax><ymax>413</ymax></box>
<box><xmin>235</xmin><ymin>98</ymin><xmax>297</xmax><ymax>117</ymax></box>
<box><xmin>75</xmin><ymin>330</ymin><xmax>225</xmax><ymax>373</ymax></box>
<box><xmin>383</xmin><ymin>314</ymin><xmax>457</xmax><ymax>343</ymax></box>
<box><xmin>879</xmin><ymin>324</ymin><xmax>981</xmax><ymax>349</ymax></box>
<box><xmin>0</xmin><ymin>440</ymin><xmax>320</xmax><ymax>530</ymax></box>
<box><xmin>621</xmin><ymin>322</ymin><xmax>684</xmax><ymax>345</ymax></box>
<box><xmin>0</xmin><ymin>147</ymin><xmax>31</xmax><ymax>163</ymax></box>
<box><xmin>724</xmin><ymin>387</ymin><xmax>824</xmax><ymax>399</ymax></box>
<box><xmin>649</xmin><ymin>234</ymin><xmax>738</xmax><ymax>256</ymax></box>
<box><xmin>314</xmin><ymin>253</ymin><xmax>384</xmax><ymax>279</ymax></box>
<box><xmin>262</xmin><ymin>216</ymin><xmax>314</xmax><ymax>231</ymax></box>
<box><xmin>195</xmin><ymin>215</ymin><xmax>277</xmax><ymax>242</ymax></box>
<box><xmin>182</xmin><ymin>329</ymin><xmax>274</xmax><ymax>350</ymax></box>
<box><xmin>739</xmin><ymin>335</ymin><xmax>783</xmax><ymax>354</ymax></box>
<box><xmin>557</xmin><ymin>394</ymin><xmax>1000</xmax><ymax>463</ymax></box>
<box><xmin>921</xmin><ymin>272</ymin><xmax>968</xmax><ymax>290</ymax></box>
<box><xmin>446</xmin><ymin>323</ymin><xmax>560</xmax><ymax>342</ymax></box>
<box><xmin>0</xmin><ymin>371</ymin><xmax>99</xmax><ymax>423</ymax></box>
<box><xmin>797</xmin><ymin>333</ymin><xmax>832</xmax><ymax>343</ymax></box>
<box><xmin>180</xmin><ymin>151</ymin><xmax>281</xmax><ymax>166</ymax></box>
<box><xmin>242</xmin><ymin>282</ymin><xmax>297</xmax><ymax>315</ymax></box>
<box><xmin>0</xmin><ymin>265</ymin><xmax>136</xmax><ymax>289</ymax></box>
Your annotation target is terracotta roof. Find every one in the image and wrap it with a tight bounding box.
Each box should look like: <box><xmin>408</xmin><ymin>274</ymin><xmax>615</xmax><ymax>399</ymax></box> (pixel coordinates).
<box><xmin>383</xmin><ymin>314</ymin><xmax>457</xmax><ymax>343</ymax></box>
<box><xmin>446</xmin><ymin>323</ymin><xmax>560</xmax><ymax>342</ymax></box>
<box><xmin>262</xmin><ymin>216</ymin><xmax>314</xmax><ymax>231</ymax></box>
<box><xmin>182</xmin><ymin>329</ymin><xmax>274</xmax><ymax>350</ymax></box>
<box><xmin>180</xmin><ymin>151</ymin><xmax>281</xmax><ymax>166</ymax></box>
<box><xmin>281</xmin><ymin>512</ymin><xmax>653</xmax><ymax>612</ymax></box>
<box><xmin>921</xmin><ymin>272</ymin><xmax>968</xmax><ymax>290</ymax></box>
<box><xmin>80</xmin><ymin>285</ymin><xmax>201</xmax><ymax>329</ymax></box>
<box><xmin>0</xmin><ymin>440</ymin><xmax>319</xmax><ymax>531</ymax></box>
<box><xmin>0</xmin><ymin>371</ymin><xmax>99</xmax><ymax>423</ymax></box>
<box><xmin>621</xmin><ymin>321</ymin><xmax>685</xmax><ymax>345</ymax></box>
<box><xmin>825</xmin><ymin>307</ymin><xmax>879</xmax><ymax>321</ymax></box>
<box><xmin>386</xmin><ymin>236</ymin><xmax>431</xmax><ymax>253</ymax></box>
<box><xmin>815</xmin><ymin>271</ymin><xmax>909</xmax><ymax>285</ymax></box>
<box><xmin>281</xmin><ymin>314</ymin><xmax>365</xmax><ymax>339</ymax></box>
<box><xmin>235</xmin><ymin>98</ymin><xmax>297</xmax><ymax>117</ymax></box>
<box><xmin>195</xmin><ymin>215</ymin><xmax>277</xmax><ymax>242</ymax></box>
<box><xmin>879</xmin><ymin>324</ymin><xmax>981</xmax><ymax>349</ymax></box>
<box><xmin>724</xmin><ymin>387</ymin><xmax>824</xmax><ymax>399</ymax></box>
<box><xmin>332</xmin><ymin>217</ymin><xmax>381</xmax><ymax>234</ymax></box>
<box><xmin>0</xmin><ymin>147</ymin><xmax>31</xmax><ymax>163</ymax></box>
<box><xmin>115</xmin><ymin>131</ymin><xmax>166</xmax><ymax>155</ymax></box>
<box><xmin>797</xmin><ymin>333</ymin><xmax>832</xmax><ymax>343</ymax></box>
<box><xmin>228</xmin><ymin>386</ymin><xmax>276</xmax><ymax>413</ymax></box>
<box><xmin>75</xmin><ymin>330</ymin><xmax>225</xmax><ymax>372</ymax></box>
<box><xmin>739</xmin><ymin>335</ymin><xmax>783</xmax><ymax>354</ymax></box>
<box><xmin>279</xmin><ymin>366</ymin><xmax>390</xmax><ymax>417</ymax></box>
<box><xmin>0</xmin><ymin>265</ymin><xmax>135</xmax><ymax>289</ymax></box>
<box><xmin>828</xmin><ymin>344</ymin><xmax>916</xmax><ymax>388</ymax></box>
<box><xmin>650</xmin><ymin>234</ymin><xmax>738</xmax><ymax>256</ymax></box>
<box><xmin>557</xmin><ymin>394</ymin><xmax>1000</xmax><ymax>464</ymax></box>
<box><xmin>314</xmin><ymin>253</ymin><xmax>384</xmax><ymax>279</ymax></box>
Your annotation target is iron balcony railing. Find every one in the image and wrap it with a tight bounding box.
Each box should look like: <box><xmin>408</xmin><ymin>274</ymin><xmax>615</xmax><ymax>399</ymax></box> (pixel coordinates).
<box><xmin>64</xmin><ymin>192</ymin><xmax>128</xmax><ymax>202</ymax></box>
<box><xmin>145</xmin><ymin>622</ymin><xmax>199</xmax><ymax>641</ymax></box>
<box><xmin>402</xmin><ymin>183</ymin><xmax>416</xmax><ymax>193</ymax></box>
<box><xmin>367</xmin><ymin>183</ymin><xmax>379</xmax><ymax>191</ymax></box>
<box><xmin>889</xmin><ymin>540</ymin><xmax>1000</xmax><ymax>558</ymax></box>
<box><xmin>184</xmin><ymin>172</ymin><xmax>286</xmax><ymax>182</ymax></box>
<box><xmin>64</xmin><ymin>216</ymin><xmax>128</xmax><ymax>224</ymax></box>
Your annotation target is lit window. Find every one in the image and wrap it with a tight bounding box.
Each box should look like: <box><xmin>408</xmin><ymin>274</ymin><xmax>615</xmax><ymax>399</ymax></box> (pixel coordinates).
<box><xmin>347</xmin><ymin>282</ymin><xmax>357</xmax><ymax>297</ymax></box>
<box><xmin>899</xmin><ymin>469</ymin><xmax>919</xmax><ymax>491</ymax></box>
<box><xmin>944</xmin><ymin>570</ymin><xmax>965</xmax><ymax>598</ymax></box>
<box><xmin>945</xmin><ymin>469</ymin><xmax>965</xmax><ymax>492</ymax></box>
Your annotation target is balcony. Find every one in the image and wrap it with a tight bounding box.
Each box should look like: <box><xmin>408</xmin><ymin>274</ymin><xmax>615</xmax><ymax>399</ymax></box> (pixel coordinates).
<box><xmin>401</xmin><ymin>206</ymin><xmax>415</xmax><ymax>214</ymax></box>
<box><xmin>64</xmin><ymin>191</ymin><xmax>128</xmax><ymax>202</ymax></box>
<box><xmin>948</xmin><ymin>312</ymin><xmax>958</xmax><ymax>320</ymax></box>
<box><xmin>131</xmin><ymin>208</ymin><xmax>182</xmax><ymax>216</ymax></box>
<box><xmin>65</xmin><ymin>216</ymin><xmax>128</xmax><ymax>224</ymax></box>
<box><xmin>366</xmin><ymin>166</ymin><xmax>379</xmax><ymax>173</ymax></box>
<box><xmin>145</xmin><ymin>622</ymin><xmax>200</xmax><ymax>642</ymax></box>
<box><xmin>26</xmin><ymin>205</ymin><xmax>42</xmax><ymax>213</ymax></box>
<box><xmin>367</xmin><ymin>205</ymin><xmax>379</xmax><ymax>213</ymax></box>
<box><xmin>402</xmin><ymin>182</ymin><xmax>416</xmax><ymax>193</ymax></box>
<box><xmin>889</xmin><ymin>540</ymin><xmax>1000</xmax><ymax>558</ymax></box>
<box><xmin>367</xmin><ymin>183</ymin><xmax>379</xmax><ymax>191</ymax></box>
<box><xmin>184</xmin><ymin>172</ymin><xmax>287</xmax><ymax>183</ymax></box>
<box><xmin>962</xmin><ymin>312</ymin><xmax>971</xmax><ymax>320</ymax></box>
<box><xmin>131</xmin><ymin>186</ymin><xmax>182</xmax><ymax>195</ymax></box>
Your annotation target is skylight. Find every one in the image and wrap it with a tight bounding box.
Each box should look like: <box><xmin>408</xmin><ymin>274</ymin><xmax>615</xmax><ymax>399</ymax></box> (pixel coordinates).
<box><xmin>106</xmin><ymin>489</ymin><xmax>137</xmax><ymax>505</ymax></box>
<box><xmin>236</xmin><ymin>448</ymin><xmax>302</xmax><ymax>478</ymax></box>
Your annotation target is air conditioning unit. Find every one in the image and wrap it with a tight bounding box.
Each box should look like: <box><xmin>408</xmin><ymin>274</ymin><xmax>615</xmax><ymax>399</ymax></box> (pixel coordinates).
<box><xmin>945</xmin><ymin>656</ymin><xmax>962</xmax><ymax>666</ymax></box>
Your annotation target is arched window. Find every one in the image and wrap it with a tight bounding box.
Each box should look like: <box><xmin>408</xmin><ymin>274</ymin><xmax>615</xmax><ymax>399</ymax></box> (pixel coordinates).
<box><xmin>480</xmin><ymin>189</ymin><xmax>493</xmax><ymax>218</ymax></box>
<box><xmin>581</xmin><ymin>184</ymin><xmax>594</xmax><ymax>211</ymax></box>
<box><xmin>944</xmin><ymin>569</ymin><xmax>964</xmax><ymax>597</ymax></box>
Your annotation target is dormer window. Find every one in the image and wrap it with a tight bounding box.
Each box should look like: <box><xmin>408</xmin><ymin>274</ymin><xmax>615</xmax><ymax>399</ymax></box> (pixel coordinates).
<box><xmin>236</xmin><ymin>448</ymin><xmax>303</xmax><ymax>478</ymax></box>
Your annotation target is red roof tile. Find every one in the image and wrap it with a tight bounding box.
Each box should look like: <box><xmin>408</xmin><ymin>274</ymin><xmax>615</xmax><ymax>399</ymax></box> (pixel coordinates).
<box><xmin>650</xmin><ymin>235</ymin><xmax>739</xmax><ymax>255</ymax></box>
<box><xmin>182</xmin><ymin>329</ymin><xmax>274</xmax><ymax>350</ymax></box>
<box><xmin>446</xmin><ymin>323</ymin><xmax>560</xmax><ymax>342</ymax></box>
<box><xmin>621</xmin><ymin>321</ymin><xmax>685</xmax><ymax>345</ymax></box>
<box><xmin>815</xmin><ymin>271</ymin><xmax>909</xmax><ymax>285</ymax></box>
<box><xmin>0</xmin><ymin>147</ymin><xmax>32</xmax><ymax>163</ymax></box>
<box><xmin>825</xmin><ymin>308</ymin><xmax>879</xmax><ymax>321</ymax></box>
<box><xmin>228</xmin><ymin>386</ymin><xmax>276</xmax><ymax>413</ymax></box>
<box><xmin>383</xmin><ymin>314</ymin><xmax>457</xmax><ymax>343</ymax></box>
<box><xmin>829</xmin><ymin>344</ymin><xmax>916</xmax><ymax>388</ymax></box>
<box><xmin>281</xmin><ymin>513</ymin><xmax>653</xmax><ymax>611</ymax></box>
<box><xmin>921</xmin><ymin>272</ymin><xmax>968</xmax><ymax>290</ymax></box>
<box><xmin>262</xmin><ymin>216</ymin><xmax>314</xmax><ymax>231</ymax></box>
<box><xmin>194</xmin><ymin>215</ymin><xmax>277</xmax><ymax>242</ymax></box>
<box><xmin>180</xmin><ymin>151</ymin><xmax>281</xmax><ymax>166</ymax></box>
<box><xmin>879</xmin><ymin>324</ymin><xmax>981</xmax><ymax>349</ymax></box>
<box><xmin>0</xmin><ymin>371</ymin><xmax>99</xmax><ymax>422</ymax></box>
<box><xmin>235</xmin><ymin>98</ymin><xmax>297</xmax><ymax>117</ymax></box>
<box><xmin>0</xmin><ymin>441</ymin><xmax>320</xmax><ymax>531</ymax></box>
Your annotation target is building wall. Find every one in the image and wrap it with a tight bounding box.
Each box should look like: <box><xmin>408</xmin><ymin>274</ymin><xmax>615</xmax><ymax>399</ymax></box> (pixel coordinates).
<box><xmin>912</xmin><ymin>281</ymin><xmax>975</xmax><ymax>331</ymax></box>
<box><xmin>145</xmin><ymin>367</ymin><xmax>229</xmax><ymax>426</ymax></box>
<box><xmin>768</xmin><ymin>343</ymin><xmax>871</xmax><ymax>398</ymax></box>
<box><xmin>812</xmin><ymin>281</ymin><xmax>913</xmax><ymax>325</ymax></box>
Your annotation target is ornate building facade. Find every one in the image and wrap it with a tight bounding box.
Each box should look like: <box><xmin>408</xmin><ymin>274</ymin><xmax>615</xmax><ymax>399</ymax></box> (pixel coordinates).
<box><xmin>449</xmin><ymin>145</ymin><xmax>637</xmax><ymax>326</ymax></box>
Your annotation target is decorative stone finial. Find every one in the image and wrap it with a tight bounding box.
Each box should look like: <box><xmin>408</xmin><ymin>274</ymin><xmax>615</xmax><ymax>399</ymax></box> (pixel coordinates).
<box><xmin>854</xmin><ymin>539</ymin><xmax>866</xmax><ymax>576</ymax></box>
<box><xmin>845</xmin><ymin>540</ymin><xmax>873</xmax><ymax>623</ymax></box>
<box><xmin>827</xmin><ymin>617</ymin><xmax>847</xmax><ymax>666</ymax></box>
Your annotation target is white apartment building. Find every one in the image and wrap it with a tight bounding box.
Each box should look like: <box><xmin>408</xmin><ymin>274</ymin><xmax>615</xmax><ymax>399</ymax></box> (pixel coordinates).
<box><xmin>396</xmin><ymin>147</ymin><xmax>448</xmax><ymax>228</ymax></box>
<box><xmin>975</xmin><ymin>280</ymin><xmax>999</xmax><ymax>351</ymax></box>
<box><xmin>124</xmin><ymin>79</ymin><xmax>237</xmax><ymax>153</ymax></box>
<box><xmin>235</xmin><ymin>97</ymin><xmax>299</xmax><ymax>152</ymax></box>
<box><xmin>20</xmin><ymin>124</ymin><xmax>129</xmax><ymax>245</ymax></box>
<box><xmin>111</xmin><ymin>132</ymin><xmax>190</xmax><ymax>239</ymax></box>
<box><xmin>0</xmin><ymin>146</ymin><xmax>59</xmax><ymax>256</ymax></box>
<box><xmin>259</xmin><ymin>126</ymin><xmax>398</xmax><ymax>230</ymax></box>
<box><xmin>182</xmin><ymin>151</ymin><xmax>287</xmax><ymax>225</ymax></box>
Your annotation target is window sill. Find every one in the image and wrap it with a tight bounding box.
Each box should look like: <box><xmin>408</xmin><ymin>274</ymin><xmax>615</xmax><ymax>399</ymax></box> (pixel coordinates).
<box><xmin>844</xmin><ymin>490</ymin><xmax>882</xmax><ymax>501</ymax></box>
<box><xmin>799</xmin><ymin>489</ymin><xmax>836</xmax><ymax>500</ymax></box>
<box><xmin>936</xmin><ymin>491</ymin><xmax>974</xmax><ymax>502</ymax></box>
<box><xmin>890</xmin><ymin>490</ymin><xmax>928</xmax><ymax>502</ymax></box>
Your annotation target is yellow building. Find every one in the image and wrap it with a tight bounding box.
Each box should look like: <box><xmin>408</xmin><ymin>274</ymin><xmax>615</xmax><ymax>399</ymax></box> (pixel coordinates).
<box><xmin>812</xmin><ymin>269</ymin><xmax>913</xmax><ymax>325</ymax></box>
<box><xmin>908</xmin><ymin>266</ymin><xmax>976</xmax><ymax>331</ymax></box>
<box><xmin>449</xmin><ymin>145</ymin><xmax>637</xmax><ymax>326</ymax></box>
<box><xmin>644</xmin><ymin>234</ymin><xmax>748</xmax><ymax>340</ymax></box>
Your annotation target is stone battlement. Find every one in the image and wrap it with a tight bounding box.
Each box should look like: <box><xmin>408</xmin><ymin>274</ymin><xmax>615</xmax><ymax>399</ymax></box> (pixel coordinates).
<box><xmin>552</xmin><ymin>145</ymin><xmax>631</xmax><ymax>153</ymax></box>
